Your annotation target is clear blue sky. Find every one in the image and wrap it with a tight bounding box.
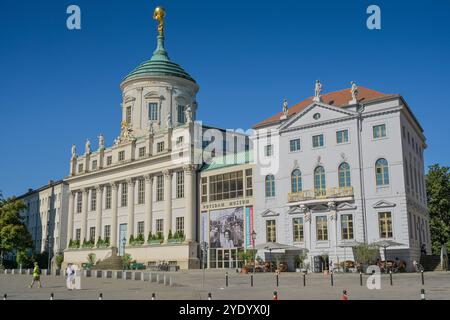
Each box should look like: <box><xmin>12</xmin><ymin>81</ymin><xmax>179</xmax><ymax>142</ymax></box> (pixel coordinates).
<box><xmin>1</xmin><ymin>0</ymin><xmax>449</xmax><ymax>197</ymax></box>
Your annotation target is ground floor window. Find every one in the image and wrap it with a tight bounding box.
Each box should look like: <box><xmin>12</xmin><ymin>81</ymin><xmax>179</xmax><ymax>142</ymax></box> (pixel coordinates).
<box><xmin>208</xmin><ymin>248</ymin><xmax>244</xmax><ymax>269</ymax></box>
<box><xmin>341</xmin><ymin>214</ymin><xmax>354</xmax><ymax>240</ymax></box>
<box><xmin>379</xmin><ymin>211</ymin><xmax>393</xmax><ymax>238</ymax></box>
<box><xmin>104</xmin><ymin>225</ymin><xmax>111</xmax><ymax>242</ymax></box>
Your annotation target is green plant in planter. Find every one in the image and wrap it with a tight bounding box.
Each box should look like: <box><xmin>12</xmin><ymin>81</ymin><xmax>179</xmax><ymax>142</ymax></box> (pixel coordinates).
<box><xmin>147</xmin><ymin>232</ymin><xmax>153</xmax><ymax>243</ymax></box>
<box><xmin>122</xmin><ymin>253</ymin><xmax>132</xmax><ymax>270</ymax></box>
<box><xmin>87</xmin><ymin>253</ymin><xmax>96</xmax><ymax>267</ymax></box>
<box><xmin>157</xmin><ymin>232</ymin><xmax>163</xmax><ymax>240</ymax></box>
<box><xmin>55</xmin><ymin>254</ymin><xmax>64</xmax><ymax>269</ymax></box>
<box><xmin>168</xmin><ymin>230</ymin><xmax>173</xmax><ymax>240</ymax></box>
<box><xmin>354</xmin><ymin>244</ymin><xmax>379</xmax><ymax>272</ymax></box>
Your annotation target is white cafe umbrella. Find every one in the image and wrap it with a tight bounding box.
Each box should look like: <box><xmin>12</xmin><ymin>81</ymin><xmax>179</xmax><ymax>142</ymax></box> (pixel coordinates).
<box><xmin>339</xmin><ymin>240</ymin><xmax>363</xmax><ymax>269</ymax></box>
<box><xmin>371</xmin><ymin>240</ymin><xmax>404</xmax><ymax>272</ymax></box>
<box><xmin>253</xmin><ymin>242</ymin><xmax>301</xmax><ymax>271</ymax></box>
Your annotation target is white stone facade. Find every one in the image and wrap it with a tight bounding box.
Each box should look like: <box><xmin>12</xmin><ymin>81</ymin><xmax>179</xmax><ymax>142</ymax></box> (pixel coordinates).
<box><xmin>18</xmin><ymin>181</ymin><xmax>69</xmax><ymax>256</ymax></box>
<box><xmin>252</xmin><ymin>89</ymin><xmax>430</xmax><ymax>271</ymax></box>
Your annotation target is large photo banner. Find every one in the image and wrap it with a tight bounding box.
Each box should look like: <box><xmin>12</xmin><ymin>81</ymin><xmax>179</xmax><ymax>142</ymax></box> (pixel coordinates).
<box><xmin>209</xmin><ymin>207</ymin><xmax>244</xmax><ymax>248</ymax></box>
<box><xmin>245</xmin><ymin>206</ymin><xmax>254</xmax><ymax>248</ymax></box>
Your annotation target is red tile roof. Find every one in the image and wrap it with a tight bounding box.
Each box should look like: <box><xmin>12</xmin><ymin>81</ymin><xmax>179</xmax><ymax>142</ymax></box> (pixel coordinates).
<box><xmin>253</xmin><ymin>86</ymin><xmax>398</xmax><ymax>128</ymax></box>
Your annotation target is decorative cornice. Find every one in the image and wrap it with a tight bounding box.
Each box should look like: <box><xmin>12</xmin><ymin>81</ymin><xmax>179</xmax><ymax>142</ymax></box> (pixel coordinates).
<box><xmin>372</xmin><ymin>200</ymin><xmax>396</xmax><ymax>209</ymax></box>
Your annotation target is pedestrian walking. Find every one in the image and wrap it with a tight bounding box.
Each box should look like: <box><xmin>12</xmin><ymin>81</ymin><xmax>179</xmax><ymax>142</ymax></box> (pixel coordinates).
<box><xmin>341</xmin><ymin>290</ymin><xmax>348</xmax><ymax>300</ymax></box>
<box><xmin>66</xmin><ymin>264</ymin><xmax>75</xmax><ymax>290</ymax></box>
<box><xmin>29</xmin><ymin>262</ymin><xmax>42</xmax><ymax>288</ymax></box>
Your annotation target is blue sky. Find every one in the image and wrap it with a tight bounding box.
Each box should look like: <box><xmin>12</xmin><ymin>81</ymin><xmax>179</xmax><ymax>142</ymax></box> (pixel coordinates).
<box><xmin>1</xmin><ymin>0</ymin><xmax>449</xmax><ymax>197</ymax></box>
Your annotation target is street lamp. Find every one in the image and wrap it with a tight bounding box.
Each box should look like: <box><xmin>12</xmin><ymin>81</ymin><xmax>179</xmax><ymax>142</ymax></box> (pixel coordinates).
<box><xmin>251</xmin><ymin>230</ymin><xmax>256</xmax><ymax>275</ymax></box>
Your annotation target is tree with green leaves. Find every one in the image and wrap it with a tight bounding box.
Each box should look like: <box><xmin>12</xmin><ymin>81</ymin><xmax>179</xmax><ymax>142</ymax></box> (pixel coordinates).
<box><xmin>0</xmin><ymin>195</ymin><xmax>34</xmax><ymax>267</ymax></box>
<box><xmin>426</xmin><ymin>164</ymin><xmax>450</xmax><ymax>254</ymax></box>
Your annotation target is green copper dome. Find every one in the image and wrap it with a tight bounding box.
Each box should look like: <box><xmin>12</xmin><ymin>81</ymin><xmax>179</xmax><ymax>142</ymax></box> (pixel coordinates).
<box><xmin>123</xmin><ymin>35</ymin><xmax>196</xmax><ymax>83</ymax></box>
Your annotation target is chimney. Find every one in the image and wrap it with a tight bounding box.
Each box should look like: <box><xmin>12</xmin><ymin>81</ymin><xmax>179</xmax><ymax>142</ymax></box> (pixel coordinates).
<box><xmin>49</xmin><ymin>180</ymin><xmax>54</xmax><ymax>185</ymax></box>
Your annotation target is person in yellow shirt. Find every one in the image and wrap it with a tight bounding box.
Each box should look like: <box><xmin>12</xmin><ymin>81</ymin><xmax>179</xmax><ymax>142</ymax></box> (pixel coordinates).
<box><xmin>29</xmin><ymin>262</ymin><xmax>42</xmax><ymax>288</ymax></box>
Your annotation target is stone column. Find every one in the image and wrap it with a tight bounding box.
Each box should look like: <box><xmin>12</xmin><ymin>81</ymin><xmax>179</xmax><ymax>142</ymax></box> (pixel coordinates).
<box><xmin>127</xmin><ymin>178</ymin><xmax>136</xmax><ymax>243</ymax></box>
<box><xmin>81</xmin><ymin>188</ymin><xmax>89</xmax><ymax>244</ymax></box>
<box><xmin>66</xmin><ymin>192</ymin><xmax>75</xmax><ymax>247</ymax></box>
<box><xmin>111</xmin><ymin>183</ymin><xmax>119</xmax><ymax>249</ymax></box>
<box><xmin>136</xmin><ymin>87</ymin><xmax>143</xmax><ymax>129</ymax></box>
<box><xmin>145</xmin><ymin>175</ymin><xmax>154</xmax><ymax>238</ymax></box>
<box><xmin>184</xmin><ymin>165</ymin><xmax>196</xmax><ymax>242</ymax></box>
<box><xmin>163</xmin><ymin>169</ymin><xmax>172</xmax><ymax>241</ymax></box>
<box><xmin>95</xmin><ymin>186</ymin><xmax>103</xmax><ymax>245</ymax></box>
<box><xmin>328</xmin><ymin>201</ymin><xmax>338</xmax><ymax>266</ymax></box>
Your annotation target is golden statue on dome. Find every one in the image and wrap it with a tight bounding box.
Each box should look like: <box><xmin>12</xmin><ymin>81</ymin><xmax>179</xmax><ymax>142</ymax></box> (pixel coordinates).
<box><xmin>153</xmin><ymin>6</ymin><xmax>166</xmax><ymax>37</ymax></box>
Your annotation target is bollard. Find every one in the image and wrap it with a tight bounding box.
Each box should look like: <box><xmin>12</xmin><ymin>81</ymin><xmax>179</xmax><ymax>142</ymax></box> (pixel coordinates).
<box><xmin>389</xmin><ymin>270</ymin><xmax>393</xmax><ymax>286</ymax></box>
<box><xmin>3</xmin><ymin>294</ymin><xmax>6</xmax><ymax>300</ymax></box>
<box><xmin>276</xmin><ymin>274</ymin><xmax>279</xmax><ymax>287</ymax></box>
<box><xmin>208</xmin><ymin>293</ymin><xmax>212</xmax><ymax>300</ymax></box>
<box><xmin>359</xmin><ymin>272</ymin><xmax>363</xmax><ymax>286</ymax></box>
<box><xmin>330</xmin><ymin>272</ymin><xmax>334</xmax><ymax>286</ymax></box>
<box><xmin>251</xmin><ymin>274</ymin><xmax>253</xmax><ymax>287</ymax></box>
<box><xmin>273</xmin><ymin>290</ymin><xmax>278</xmax><ymax>300</ymax></box>
<box><xmin>303</xmin><ymin>273</ymin><xmax>306</xmax><ymax>287</ymax></box>
<box><xmin>421</xmin><ymin>270</ymin><xmax>425</xmax><ymax>285</ymax></box>
<box><xmin>420</xmin><ymin>289</ymin><xmax>426</xmax><ymax>300</ymax></box>
<box><xmin>151</xmin><ymin>293</ymin><xmax>156</xmax><ymax>300</ymax></box>
<box><xmin>50</xmin><ymin>293</ymin><xmax>54</xmax><ymax>300</ymax></box>
<box><xmin>99</xmin><ymin>293</ymin><xmax>103</xmax><ymax>300</ymax></box>
<box><xmin>225</xmin><ymin>272</ymin><xmax>228</xmax><ymax>287</ymax></box>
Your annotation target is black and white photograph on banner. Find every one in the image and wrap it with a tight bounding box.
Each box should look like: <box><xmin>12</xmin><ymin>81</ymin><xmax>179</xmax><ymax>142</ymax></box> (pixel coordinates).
<box><xmin>209</xmin><ymin>207</ymin><xmax>244</xmax><ymax>248</ymax></box>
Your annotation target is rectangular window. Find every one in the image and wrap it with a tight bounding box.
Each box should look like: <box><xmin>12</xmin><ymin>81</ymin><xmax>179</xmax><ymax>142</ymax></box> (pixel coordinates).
<box><xmin>157</xmin><ymin>142</ymin><xmax>165</xmax><ymax>153</ymax></box>
<box><xmin>379</xmin><ymin>212</ymin><xmax>393</xmax><ymax>238</ymax></box>
<box><xmin>264</xmin><ymin>144</ymin><xmax>273</xmax><ymax>157</ymax></box>
<box><xmin>105</xmin><ymin>186</ymin><xmax>112</xmax><ymax>209</ymax></box>
<box><xmin>289</xmin><ymin>139</ymin><xmax>301</xmax><ymax>152</ymax></box>
<box><xmin>208</xmin><ymin>170</ymin><xmax>243</xmax><ymax>202</ymax></box>
<box><xmin>92</xmin><ymin>160</ymin><xmax>98</xmax><ymax>170</ymax></box>
<box><xmin>78</xmin><ymin>163</ymin><xmax>84</xmax><ymax>173</ymax></box>
<box><xmin>126</xmin><ymin>106</ymin><xmax>132</xmax><ymax>124</ymax></box>
<box><xmin>118</xmin><ymin>151</ymin><xmax>125</xmax><ymax>162</ymax></box>
<box><xmin>293</xmin><ymin>217</ymin><xmax>304</xmax><ymax>242</ymax></box>
<box><xmin>245</xmin><ymin>169</ymin><xmax>253</xmax><ymax>197</ymax></box>
<box><xmin>312</xmin><ymin>134</ymin><xmax>324</xmax><ymax>148</ymax></box>
<box><xmin>336</xmin><ymin>130</ymin><xmax>349</xmax><ymax>144</ymax></box>
<box><xmin>76</xmin><ymin>192</ymin><xmax>82</xmax><ymax>213</ymax></box>
<box><xmin>373</xmin><ymin>124</ymin><xmax>387</xmax><ymax>139</ymax></box>
<box><xmin>148</xmin><ymin>103</ymin><xmax>158</xmax><ymax>121</ymax></box>
<box><xmin>107</xmin><ymin>156</ymin><xmax>112</xmax><ymax>166</ymax></box>
<box><xmin>316</xmin><ymin>216</ymin><xmax>328</xmax><ymax>241</ymax></box>
<box><xmin>137</xmin><ymin>179</ymin><xmax>145</xmax><ymax>205</ymax></box>
<box><xmin>75</xmin><ymin>228</ymin><xmax>81</xmax><ymax>241</ymax></box>
<box><xmin>201</xmin><ymin>177</ymin><xmax>207</xmax><ymax>203</ymax></box>
<box><xmin>139</xmin><ymin>147</ymin><xmax>146</xmax><ymax>158</ymax></box>
<box><xmin>176</xmin><ymin>217</ymin><xmax>184</xmax><ymax>235</ymax></box>
<box><xmin>89</xmin><ymin>227</ymin><xmax>95</xmax><ymax>242</ymax></box>
<box><xmin>90</xmin><ymin>190</ymin><xmax>97</xmax><ymax>211</ymax></box>
<box><xmin>341</xmin><ymin>214</ymin><xmax>354</xmax><ymax>240</ymax></box>
<box><xmin>137</xmin><ymin>221</ymin><xmax>144</xmax><ymax>235</ymax></box>
<box><xmin>176</xmin><ymin>136</ymin><xmax>184</xmax><ymax>146</ymax></box>
<box><xmin>177</xmin><ymin>105</ymin><xmax>185</xmax><ymax>124</ymax></box>
<box><xmin>104</xmin><ymin>225</ymin><xmax>111</xmax><ymax>241</ymax></box>
<box><xmin>156</xmin><ymin>175</ymin><xmax>164</xmax><ymax>201</ymax></box>
<box><xmin>266</xmin><ymin>220</ymin><xmax>276</xmax><ymax>242</ymax></box>
<box><xmin>176</xmin><ymin>171</ymin><xmax>184</xmax><ymax>198</ymax></box>
<box><xmin>121</xmin><ymin>182</ymin><xmax>128</xmax><ymax>207</ymax></box>
<box><xmin>156</xmin><ymin>219</ymin><xmax>164</xmax><ymax>235</ymax></box>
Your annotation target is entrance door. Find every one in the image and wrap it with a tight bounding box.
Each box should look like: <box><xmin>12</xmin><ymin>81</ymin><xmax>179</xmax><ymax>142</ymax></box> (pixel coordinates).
<box><xmin>119</xmin><ymin>224</ymin><xmax>127</xmax><ymax>256</ymax></box>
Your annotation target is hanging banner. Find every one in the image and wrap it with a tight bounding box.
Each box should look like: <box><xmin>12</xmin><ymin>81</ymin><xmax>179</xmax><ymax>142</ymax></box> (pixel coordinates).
<box><xmin>245</xmin><ymin>206</ymin><xmax>254</xmax><ymax>248</ymax></box>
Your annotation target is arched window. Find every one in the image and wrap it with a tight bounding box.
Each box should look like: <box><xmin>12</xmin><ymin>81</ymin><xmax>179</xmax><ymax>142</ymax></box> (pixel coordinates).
<box><xmin>265</xmin><ymin>175</ymin><xmax>275</xmax><ymax>197</ymax></box>
<box><xmin>314</xmin><ymin>166</ymin><xmax>326</xmax><ymax>196</ymax></box>
<box><xmin>338</xmin><ymin>162</ymin><xmax>351</xmax><ymax>188</ymax></box>
<box><xmin>291</xmin><ymin>169</ymin><xmax>302</xmax><ymax>193</ymax></box>
<box><xmin>375</xmin><ymin>158</ymin><xmax>390</xmax><ymax>186</ymax></box>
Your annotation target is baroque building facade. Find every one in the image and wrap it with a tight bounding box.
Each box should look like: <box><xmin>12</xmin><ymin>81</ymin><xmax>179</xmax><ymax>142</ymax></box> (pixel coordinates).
<box><xmin>18</xmin><ymin>180</ymin><xmax>69</xmax><ymax>262</ymax></box>
<box><xmin>252</xmin><ymin>83</ymin><xmax>430</xmax><ymax>271</ymax></box>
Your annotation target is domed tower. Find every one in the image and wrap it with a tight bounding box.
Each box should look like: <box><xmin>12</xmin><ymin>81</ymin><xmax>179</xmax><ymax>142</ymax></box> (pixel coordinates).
<box><xmin>120</xmin><ymin>6</ymin><xmax>199</xmax><ymax>138</ymax></box>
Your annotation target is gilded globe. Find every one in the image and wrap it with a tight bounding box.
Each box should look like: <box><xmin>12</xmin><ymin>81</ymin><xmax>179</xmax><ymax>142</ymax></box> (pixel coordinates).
<box><xmin>153</xmin><ymin>6</ymin><xmax>166</xmax><ymax>20</ymax></box>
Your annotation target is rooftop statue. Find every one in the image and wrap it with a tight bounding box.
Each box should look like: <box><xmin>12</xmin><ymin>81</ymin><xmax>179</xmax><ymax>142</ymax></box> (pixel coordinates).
<box><xmin>314</xmin><ymin>80</ymin><xmax>322</xmax><ymax>101</ymax></box>
<box><xmin>98</xmin><ymin>134</ymin><xmax>105</xmax><ymax>150</ymax></box>
<box><xmin>185</xmin><ymin>104</ymin><xmax>193</xmax><ymax>123</ymax></box>
<box><xmin>71</xmin><ymin>144</ymin><xmax>76</xmax><ymax>158</ymax></box>
<box><xmin>153</xmin><ymin>6</ymin><xmax>166</xmax><ymax>37</ymax></box>
<box><xmin>85</xmin><ymin>139</ymin><xmax>91</xmax><ymax>155</ymax></box>
<box><xmin>282</xmin><ymin>99</ymin><xmax>289</xmax><ymax>117</ymax></box>
<box><xmin>351</xmin><ymin>81</ymin><xmax>359</xmax><ymax>102</ymax></box>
